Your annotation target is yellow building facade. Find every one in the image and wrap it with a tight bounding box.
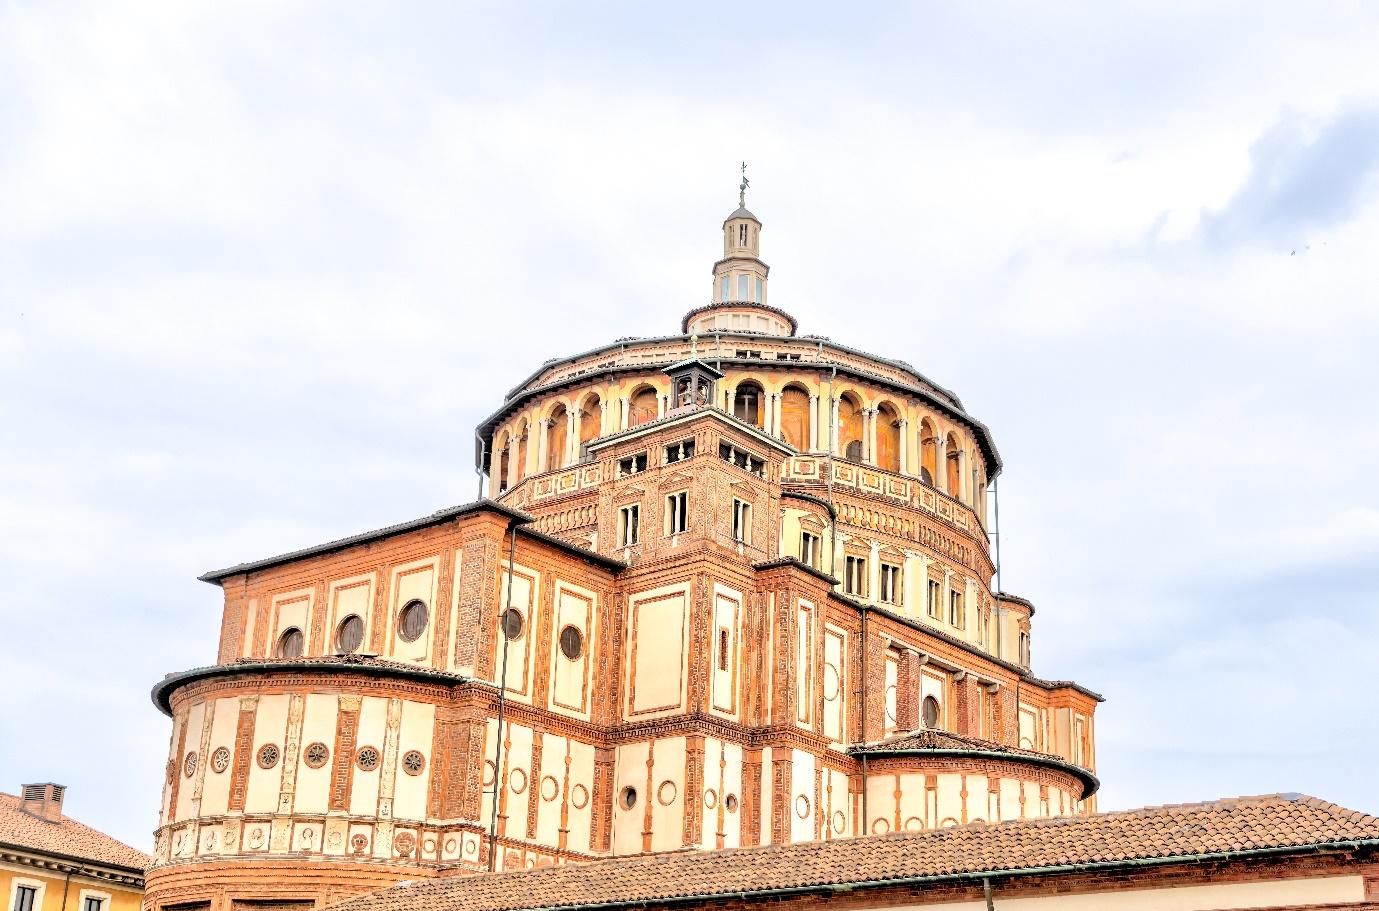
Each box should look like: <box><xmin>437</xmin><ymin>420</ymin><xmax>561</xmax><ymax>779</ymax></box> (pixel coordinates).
<box><xmin>0</xmin><ymin>785</ymin><xmax>146</xmax><ymax>911</ymax></box>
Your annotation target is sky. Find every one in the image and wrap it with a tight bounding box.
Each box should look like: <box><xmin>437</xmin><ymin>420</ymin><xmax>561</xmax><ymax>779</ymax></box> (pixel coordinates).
<box><xmin>2</xmin><ymin>1</ymin><xmax>1378</xmax><ymax>851</ymax></box>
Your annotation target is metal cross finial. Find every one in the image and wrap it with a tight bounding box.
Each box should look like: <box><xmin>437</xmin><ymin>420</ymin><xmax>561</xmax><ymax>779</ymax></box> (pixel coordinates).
<box><xmin>739</xmin><ymin>161</ymin><xmax>750</xmax><ymax>207</ymax></box>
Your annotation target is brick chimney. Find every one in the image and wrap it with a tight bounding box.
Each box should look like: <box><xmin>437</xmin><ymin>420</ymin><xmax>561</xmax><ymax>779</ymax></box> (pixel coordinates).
<box><xmin>20</xmin><ymin>783</ymin><xmax>65</xmax><ymax>821</ymax></box>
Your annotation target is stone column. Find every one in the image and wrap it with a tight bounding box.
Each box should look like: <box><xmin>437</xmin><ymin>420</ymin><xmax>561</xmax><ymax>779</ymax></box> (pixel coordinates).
<box><xmin>620</xmin><ymin>397</ymin><xmax>630</xmax><ymax>430</ymax></box>
<box><xmin>566</xmin><ymin>408</ymin><xmax>578</xmax><ymax>465</ymax></box>
<box><xmin>830</xmin><ymin>396</ymin><xmax>841</xmax><ymax>455</ymax></box>
<box><xmin>488</xmin><ymin>439</ymin><xmax>503</xmax><ymax>496</ymax></box>
<box><xmin>898</xmin><ymin>418</ymin><xmax>909</xmax><ymax>475</ymax></box>
<box><xmin>506</xmin><ymin>434</ymin><xmax>520</xmax><ymax>490</ymax></box>
<box><xmin>936</xmin><ymin>433</ymin><xmax>949</xmax><ymax>494</ymax></box>
<box><xmin>600</xmin><ymin>398</ymin><xmax>610</xmax><ymax>434</ymax></box>
<box><xmin>866</xmin><ymin>407</ymin><xmax>877</xmax><ymax>465</ymax></box>
<box><xmin>658</xmin><ymin>393</ymin><xmax>667</xmax><ymax>418</ymax></box>
<box><xmin>770</xmin><ymin>392</ymin><xmax>783</xmax><ymax>437</ymax></box>
<box><xmin>808</xmin><ymin>394</ymin><xmax>820</xmax><ymax>451</ymax></box>
<box><xmin>726</xmin><ymin>386</ymin><xmax>737</xmax><ymax>418</ymax></box>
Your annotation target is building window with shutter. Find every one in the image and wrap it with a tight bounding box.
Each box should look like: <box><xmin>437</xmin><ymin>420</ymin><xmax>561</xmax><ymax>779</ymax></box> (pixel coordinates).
<box><xmin>844</xmin><ymin>556</ymin><xmax>867</xmax><ymax>597</ymax></box>
<box><xmin>731</xmin><ymin>499</ymin><xmax>752</xmax><ymax>544</ymax></box>
<box><xmin>666</xmin><ymin>491</ymin><xmax>688</xmax><ymax>534</ymax></box>
<box><xmin>949</xmin><ymin>589</ymin><xmax>965</xmax><ymax>629</ymax></box>
<box><xmin>618</xmin><ymin>504</ymin><xmax>640</xmax><ymax>547</ymax></box>
<box><xmin>879</xmin><ymin>563</ymin><xmax>901</xmax><ymax>605</ymax></box>
<box><xmin>14</xmin><ymin>887</ymin><xmax>37</xmax><ymax>911</ymax></box>
<box><xmin>83</xmin><ymin>898</ymin><xmax>104</xmax><ymax>911</ymax></box>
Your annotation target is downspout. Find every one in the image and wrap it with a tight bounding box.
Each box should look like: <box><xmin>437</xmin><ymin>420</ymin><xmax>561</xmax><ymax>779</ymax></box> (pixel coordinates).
<box><xmin>58</xmin><ymin>866</ymin><xmax>73</xmax><ymax>911</ymax></box>
<box><xmin>983</xmin><ymin>876</ymin><xmax>996</xmax><ymax>911</ymax></box>
<box><xmin>486</xmin><ymin>519</ymin><xmax>519</xmax><ymax>870</ymax></box>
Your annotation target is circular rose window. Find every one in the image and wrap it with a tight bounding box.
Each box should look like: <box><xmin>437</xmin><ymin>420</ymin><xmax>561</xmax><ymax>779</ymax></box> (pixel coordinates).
<box><xmin>210</xmin><ymin>747</ymin><xmax>231</xmax><ymax>774</ymax></box>
<box><xmin>402</xmin><ymin>750</ymin><xmax>426</xmax><ymax>776</ymax></box>
<box><xmin>356</xmin><ymin>746</ymin><xmax>380</xmax><ymax>772</ymax></box>
<box><xmin>257</xmin><ymin>744</ymin><xmax>280</xmax><ymax>769</ymax></box>
<box><xmin>183</xmin><ymin>752</ymin><xmax>198</xmax><ymax>778</ymax></box>
<box><xmin>303</xmin><ymin>742</ymin><xmax>330</xmax><ymax>769</ymax></box>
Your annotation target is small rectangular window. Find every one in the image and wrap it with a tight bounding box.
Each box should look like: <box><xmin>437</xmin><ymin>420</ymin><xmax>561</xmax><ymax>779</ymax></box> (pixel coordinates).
<box><xmin>83</xmin><ymin>898</ymin><xmax>102</xmax><ymax>911</ymax></box>
<box><xmin>949</xmin><ymin>589</ymin><xmax>965</xmax><ymax>629</ymax></box>
<box><xmin>731</xmin><ymin>499</ymin><xmax>752</xmax><ymax>544</ymax></box>
<box><xmin>666</xmin><ymin>491</ymin><xmax>688</xmax><ymax>535</ymax></box>
<box><xmin>844</xmin><ymin>555</ymin><xmax>867</xmax><ymax>597</ymax></box>
<box><xmin>15</xmin><ymin>887</ymin><xmax>36</xmax><ymax>911</ymax></box>
<box><xmin>926</xmin><ymin>579</ymin><xmax>940</xmax><ymax>618</ymax></box>
<box><xmin>719</xmin><ymin>442</ymin><xmax>765</xmax><ymax>477</ymax></box>
<box><xmin>719</xmin><ymin>276</ymin><xmax>729</xmax><ymax>301</ymax></box>
<box><xmin>754</xmin><ymin>277</ymin><xmax>763</xmax><ymax>302</ymax></box>
<box><xmin>879</xmin><ymin>564</ymin><xmax>901</xmax><ymax>605</ymax></box>
<box><xmin>665</xmin><ymin>439</ymin><xmax>695</xmax><ymax>463</ymax></box>
<box><xmin>618</xmin><ymin>453</ymin><xmax>647</xmax><ymax>476</ymax></box>
<box><xmin>801</xmin><ymin>532</ymin><xmax>820</xmax><ymax>568</ymax></box>
<box><xmin>618</xmin><ymin>504</ymin><xmax>640</xmax><ymax>547</ymax></box>
<box><xmin>737</xmin><ymin>275</ymin><xmax>749</xmax><ymax>299</ymax></box>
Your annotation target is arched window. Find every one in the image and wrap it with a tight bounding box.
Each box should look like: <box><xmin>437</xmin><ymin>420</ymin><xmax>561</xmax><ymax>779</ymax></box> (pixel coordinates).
<box><xmin>496</xmin><ymin>434</ymin><xmax>511</xmax><ymax>493</ymax></box>
<box><xmin>876</xmin><ymin>403</ymin><xmax>901</xmax><ymax>472</ymax></box>
<box><xmin>945</xmin><ymin>432</ymin><xmax>962</xmax><ymax>497</ymax></box>
<box><xmin>919</xmin><ymin>419</ymin><xmax>937</xmax><ymax>486</ymax></box>
<box><xmin>733</xmin><ymin>381</ymin><xmax>763</xmax><ymax>427</ymax></box>
<box><xmin>579</xmin><ymin>395</ymin><xmax>600</xmax><ymax>453</ymax></box>
<box><xmin>546</xmin><ymin>405</ymin><xmax>568</xmax><ymax>471</ymax></box>
<box><xmin>629</xmin><ymin>387</ymin><xmax>658</xmax><ymax>427</ymax></box>
<box><xmin>335</xmin><ymin>615</ymin><xmax>364</xmax><ymax>654</ymax></box>
<box><xmin>1018</xmin><ymin>631</ymin><xmax>1031</xmax><ymax>667</ymax></box>
<box><xmin>780</xmin><ymin>386</ymin><xmax>811</xmax><ymax>450</ymax></box>
<box><xmin>275</xmin><ymin>627</ymin><xmax>304</xmax><ymax>659</ymax></box>
<box><xmin>839</xmin><ymin>394</ymin><xmax>863</xmax><ymax>461</ymax></box>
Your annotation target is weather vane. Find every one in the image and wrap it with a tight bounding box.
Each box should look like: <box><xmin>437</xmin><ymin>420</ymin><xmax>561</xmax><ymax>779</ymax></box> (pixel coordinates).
<box><xmin>739</xmin><ymin>161</ymin><xmax>750</xmax><ymax>207</ymax></box>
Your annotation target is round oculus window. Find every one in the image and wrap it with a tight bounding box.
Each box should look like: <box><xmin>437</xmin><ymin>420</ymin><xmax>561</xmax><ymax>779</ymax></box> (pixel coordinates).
<box><xmin>275</xmin><ymin>627</ymin><xmax>305</xmax><ymax>659</ymax></box>
<box><xmin>397</xmin><ymin>600</ymin><xmax>429</xmax><ymax>643</ymax></box>
<box><xmin>210</xmin><ymin>746</ymin><xmax>231</xmax><ymax>774</ymax></box>
<box><xmin>619</xmin><ymin>786</ymin><xmax>638</xmax><ymax>810</ymax></box>
<box><xmin>500</xmin><ymin>608</ymin><xmax>525</xmax><ymax>640</ymax></box>
<box><xmin>256</xmin><ymin>744</ymin><xmax>280</xmax><ymax>769</ymax></box>
<box><xmin>558</xmin><ymin>624</ymin><xmax>584</xmax><ymax>660</ymax></box>
<box><xmin>183</xmin><ymin>752</ymin><xmax>198</xmax><ymax>778</ymax></box>
<box><xmin>335</xmin><ymin>614</ymin><xmax>364</xmax><ymax>654</ymax></box>
<box><xmin>303</xmin><ymin>742</ymin><xmax>330</xmax><ymax>769</ymax></box>
<box><xmin>724</xmin><ymin>793</ymin><xmax>739</xmax><ymax>813</ymax></box>
<box><xmin>922</xmin><ymin>695</ymin><xmax>941</xmax><ymax>729</ymax></box>
<box><xmin>402</xmin><ymin>750</ymin><xmax>426</xmax><ymax>776</ymax></box>
<box><xmin>356</xmin><ymin>746</ymin><xmax>380</xmax><ymax>772</ymax></box>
